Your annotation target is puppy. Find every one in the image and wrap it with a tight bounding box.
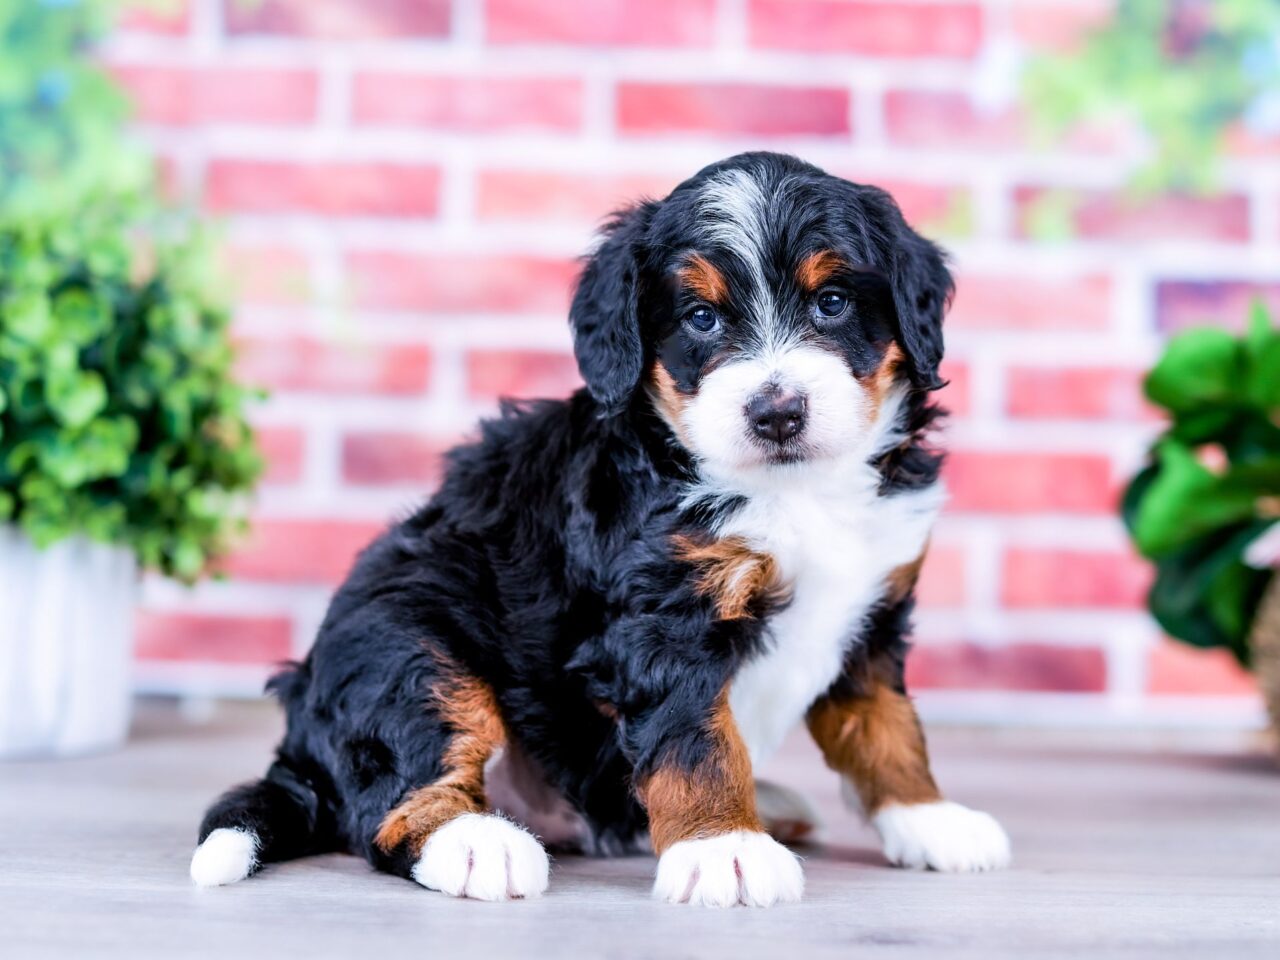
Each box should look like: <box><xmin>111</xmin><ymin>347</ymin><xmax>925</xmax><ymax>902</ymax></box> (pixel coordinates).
<box><xmin>191</xmin><ymin>152</ymin><xmax>1010</xmax><ymax>907</ymax></box>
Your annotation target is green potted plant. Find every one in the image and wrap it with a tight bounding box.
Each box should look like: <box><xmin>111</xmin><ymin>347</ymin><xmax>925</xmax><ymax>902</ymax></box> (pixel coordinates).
<box><xmin>0</xmin><ymin>0</ymin><xmax>261</xmax><ymax>756</ymax></box>
<box><xmin>1025</xmin><ymin>0</ymin><xmax>1280</xmax><ymax>194</ymax></box>
<box><xmin>1123</xmin><ymin>303</ymin><xmax>1280</xmax><ymax>743</ymax></box>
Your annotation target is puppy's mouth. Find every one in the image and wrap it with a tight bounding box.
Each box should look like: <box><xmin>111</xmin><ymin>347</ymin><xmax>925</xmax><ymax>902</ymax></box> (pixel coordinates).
<box><xmin>759</xmin><ymin>442</ymin><xmax>811</xmax><ymax>467</ymax></box>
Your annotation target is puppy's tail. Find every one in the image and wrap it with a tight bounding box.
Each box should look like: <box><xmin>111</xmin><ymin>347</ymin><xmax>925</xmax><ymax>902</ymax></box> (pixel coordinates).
<box><xmin>190</xmin><ymin>761</ymin><xmax>330</xmax><ymax>887</ymax></box>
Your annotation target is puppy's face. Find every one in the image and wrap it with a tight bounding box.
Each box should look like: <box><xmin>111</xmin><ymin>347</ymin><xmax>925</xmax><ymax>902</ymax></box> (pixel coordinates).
<box><xmin>570</xmin><ymin>153</ymin><xmax>951</xmax><ymax>478</ymax></box>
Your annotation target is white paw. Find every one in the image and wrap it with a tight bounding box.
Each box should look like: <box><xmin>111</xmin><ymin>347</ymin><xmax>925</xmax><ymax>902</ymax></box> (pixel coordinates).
<box><xmin>873</xmin><ymin>801</ymin><xmax>1011</xmax><ymax>872</ymax></box>
<box><xmin>755</xmin><ymin>779</ymin><xmax>820</xmax><ymax>843</ymax></box>
<box><xmin>190</xmin><ymin>827</ymin><xmax>258</xmax><ymax>887</ymax></box>
<box><xmin>412</xmin><ymin>813</ymin><xmax>550</xmax><ymax>901</ymax></box>
<box><xmin>653</xmin><ymin>830</ymin><xmax>804</xmax><ymax>908</ymax></box>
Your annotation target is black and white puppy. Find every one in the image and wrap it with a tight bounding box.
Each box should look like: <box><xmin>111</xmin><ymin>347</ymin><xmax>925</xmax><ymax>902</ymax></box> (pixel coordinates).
<box><xmin>192</xmin><ymin>151</ymin><xmax>1010</xmax><ymax>907</ymax></box>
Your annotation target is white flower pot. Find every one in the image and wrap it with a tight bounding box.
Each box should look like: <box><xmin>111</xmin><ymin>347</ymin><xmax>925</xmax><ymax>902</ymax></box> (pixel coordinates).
<box><xmin>0</xmin><ymin>527</ymin><xmax>137</xmax><ymax>758</ymax></box>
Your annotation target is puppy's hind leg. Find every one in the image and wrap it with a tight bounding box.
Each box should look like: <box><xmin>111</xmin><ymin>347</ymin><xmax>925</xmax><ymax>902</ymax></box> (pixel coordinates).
<box><xmin>372</xmin><ymin>670</ymin><xmax>550</xmax><ymax>901</ymax></box>
<box><xmin>191</xmin><ymin>760</ymin><xmax>329</xmax><ymax>887</ymax></box>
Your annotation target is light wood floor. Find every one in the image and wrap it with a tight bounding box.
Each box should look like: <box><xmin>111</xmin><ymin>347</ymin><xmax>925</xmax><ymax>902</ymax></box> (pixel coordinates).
<box><xmin>1</xmin><ymin>701</ymin><xmax>1278</xmax><ymax>959</ymax></box>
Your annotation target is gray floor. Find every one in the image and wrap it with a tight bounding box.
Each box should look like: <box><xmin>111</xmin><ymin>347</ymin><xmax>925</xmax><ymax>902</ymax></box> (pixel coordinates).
<box><xmin>1</xmin><ymin>702</ymin><xmax>1278</xmax><ymax>960</ymax></box>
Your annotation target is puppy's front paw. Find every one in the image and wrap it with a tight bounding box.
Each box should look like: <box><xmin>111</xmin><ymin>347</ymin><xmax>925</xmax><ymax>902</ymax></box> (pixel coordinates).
<box><xmin>412</xmin><ymin>813</ymin><xmax>550</xmax><ymax>901</ymax></box>
<box><xmin>653</xmin><ymin>830</ymin><xmax>804</xmax><ymax>908</ymax></box>
<box><xmin>873</xmin><ymin>800</ymin><xmax>1011</xmax><ymax>872</ymax></box>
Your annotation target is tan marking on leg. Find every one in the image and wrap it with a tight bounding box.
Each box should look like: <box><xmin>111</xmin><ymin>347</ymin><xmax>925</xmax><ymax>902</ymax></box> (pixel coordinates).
<box><xmin>678</xmin><ymin>253</ymin><xmax>729</xmax><ymax>304</ymax></box>
<box><xmin>375</xmin><ymin>671</ymin><xmax>507</xmax><ymax>857</ymax></box>
<box><xmin>672</xmin><ymin>534</ymin><xmax>787</xmax><ymax>621</ymax></box>
<box><xmin>795</xmin><ymin>249</ymin><xmax>846</xmax><ymax>292</ymax></box>
<box><xmin>639</xmin><ymin>692</ymin><xmax>760</xmax><ymax>855</ymax></box>
<box><xmin>806</xmin><ymin>682</ymin><xmax>940</xmax><ymax>815</ymax></box>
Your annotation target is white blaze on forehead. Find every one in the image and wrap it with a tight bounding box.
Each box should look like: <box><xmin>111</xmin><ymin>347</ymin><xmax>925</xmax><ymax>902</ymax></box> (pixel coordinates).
<box><xmin>696</xmin><ymin>167</ymin><xmax>776</xmax><ymax>335</ymax></box>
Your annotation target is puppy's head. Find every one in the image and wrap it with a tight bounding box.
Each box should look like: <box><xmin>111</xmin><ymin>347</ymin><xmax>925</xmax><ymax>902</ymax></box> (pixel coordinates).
<box><xmin>570</xmin><ymin>152</ymin><xmax>951</xmax><ymax>477</ymax></box>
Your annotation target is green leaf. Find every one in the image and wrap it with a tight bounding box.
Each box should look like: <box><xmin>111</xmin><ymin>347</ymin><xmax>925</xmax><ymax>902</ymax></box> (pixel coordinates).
<box><xmin>1245</xmin><ymin>298</ymin><xmax>1273</xmax><ymax>358</ymax></box>
<box><xmin>1147</xmin><ymin>523</ymin><xmax>1271</xmax><ymax>666</ymax></box>
<box><xmin>1144</xmin><ymin>329</ymin><xmax>1243</xmax><ymax>415</ymax></box>
<box><xmin>44</xmin><ymin>369</ymin><xmax>107</xmax><ymax>429</ymax></box>
<box><xmin>52</xmin><ymin>287</ymin><xmax>111</xmax><ymax>345</ymax></box>
<box><xmin>1249</xmin><ymin>339</ymin><xmax>1280</xmax><ymax>408</ymax></box>
<box><xmin>1132</xmin><ymin>441</ymin><xmax>1259</xmax><ymax>556</ymax></box>
<box><xmin>2</xmin><ymin>290</ymin><xmax>52</xmax><ymax>342</ymax></box>
<box><xmin>1243</xmin><ymin>301</ymin><xmax>1280</xmax><ymax>409</ymax></box>
<box><xmin>171</xmin><ymin>539</ymin><xmax>205</xmax><ymax>581</ymax></box>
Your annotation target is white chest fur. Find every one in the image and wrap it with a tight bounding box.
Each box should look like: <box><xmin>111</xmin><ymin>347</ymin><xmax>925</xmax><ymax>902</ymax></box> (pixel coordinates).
<box><xmin>723</xmin><ymin>467</ymin><xmax>943</xmax><ymax>766</ymax></box>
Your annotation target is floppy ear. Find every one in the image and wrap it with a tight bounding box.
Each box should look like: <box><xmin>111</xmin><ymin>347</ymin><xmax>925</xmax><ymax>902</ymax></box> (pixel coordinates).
<box><xmin>889</xmin><ymin>228</ymin><xmax>953</xmax><ymax>391</ymax></box>
<box><xmin>570</xmin><ymin>202</ymin><xmax>658</xmax><ymax>417</ymax></box>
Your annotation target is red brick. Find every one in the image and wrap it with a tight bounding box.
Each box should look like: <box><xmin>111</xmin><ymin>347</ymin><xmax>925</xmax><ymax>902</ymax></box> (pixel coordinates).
<box><xmin>112</xmin><ymin>66</ymin><xmax>318</xmax><ymax>126</ymax></box>
<box><xmin>945</xmin><ymin>451</ymin><xmax>1115</xmax><ymax>514</ymax></box>
<box><xmin>749</xmin><ymin>1</ymin><xmax>983</xmax><ymax>58</ymax></box>
<box><xmin>206</xmin><ymin>160</ymin><xmax>441</xmax><ymax>217</ymax></box>
<box><xmin>1155</xmin><ymin>280</ymin><xmax>1280</xmax><ymax>334</ymax></box>
<box><xmin>1223</xmin><ymin>122</ymin><xmax>1280</xmax><ymax>158</ymax></box>
<box><xmin>467</xmin><ymin>350</ymin><xmax>583</xmax><ymax>400</ymax></box>
<box><xmin>486</xmin><ymin>0</ymin><xmax>715</xmax><ymax>46</ymax></box>
<box><xmin>916</xmin><ymin>545</ymin><xmax>966</xmax><ymax>608</ymax></box>
<box><xmin>1015</xmin><ymin>187</ymin><xmax>1251</xmax><ymax>244</ymax></box>
<box><xmin>225</xmin><ymin>0</ymin><xmax>450</xmax><ymax>39</ymax></box>
<box><xmin>1147</xmin><ymin>642</ymin><xmax>1258</xmax><ymax>696</ymax></box>
<box><xmin>119</xmin><ymin>0</ymin><xmax>191</xmax><ymax>35</ymax></box>
<box><xmin>949</xmin><ymin>274</ymin><xmax>1111</xmax><ymax>331</ymax></box>
<box><xmin>618</xmin><ymin>83</ymin><xmax>851</xmax><ymax>138</ymax></box>
<box><xmin>936</xmin><ymin>360</ymin><xmax>970</xmax><ymax>418</ymax></box>
<box><xmin>256</xmin><ymin>426</ymin><xmax>305</xmax><ymax>485</ymax></box>
<box><xmin>235</xmin><ymin>338</ymin><xmax>432</xmax><ymax>395</ymax></box>
<box><xmin>885</xmin><ymin>90</ymin><xmax>1021</xmax><ymax>149</ymax></box>
<box><xmin>222</xmin><ymin>246</ymin><xmax>313</xmax><ymax>306</ymax></box>
<box><xmin>342</xmin><ymin>432</ymin><xmax>450</xmax><ymax>486</ymax></box>
<box><xmin>346</xmin><ymin>252</ymin><xmax>579</xmax><ymax>314</ymax></box>
<box><xmin>873</xmin><ymin>180</ymin><xmax>972</xmax><ymax>234</ymax></box>
<box><xmin>1006</xmin><ymin>366</ymin><xmax>1156</xmax><ymax>421</ymax></box>
<box><xmin>352</xmin><ymin>73</ymin><xmax>582</xmax><ymax>132</ymax></box>
<box><xmin>1011</xmin><ymin>0</ymin><xmax>1113</xmax><ymax>52</ymax></box>
<box><xmin>135</xmin><ymin>612</ymin><xmax>293</xmax><ymax>664</ymax></box>
<box><xmin>907</xmin><ymin>642</ymin><xmax>1107</xmax><ymax>692</ymax></box>
<box><xmin>476</xmin><ymin>170</ymin><xmax>681</xmax><ymax>222</ymax></box>
<box><xmin>1001</xmin><ymin>548</ymin><xmax>1152</xmax><ymax>609</ymax></box>
<box><xmin>221</xmin><ymin>519</ymin><xmax>384</xmax><ymax>583</ymax></box>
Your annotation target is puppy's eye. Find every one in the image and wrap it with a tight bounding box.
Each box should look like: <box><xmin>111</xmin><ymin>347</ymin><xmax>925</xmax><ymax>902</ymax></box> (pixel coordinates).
<box><xmin>685</xmin><ymin>305</ymin><xmax>720</xmax><ymax>334</ymax></box>
<box><xmin>816</xmin><ymin>291</ymin><xmax>849</xmax><ymax>319</ymax></box>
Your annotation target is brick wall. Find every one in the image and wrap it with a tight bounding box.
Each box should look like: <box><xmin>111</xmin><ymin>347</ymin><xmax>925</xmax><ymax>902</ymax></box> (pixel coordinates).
<box><xmin>115</xmin><ymin>0</ymin><xmax>1276</xmax><ymax>727</ymax></box>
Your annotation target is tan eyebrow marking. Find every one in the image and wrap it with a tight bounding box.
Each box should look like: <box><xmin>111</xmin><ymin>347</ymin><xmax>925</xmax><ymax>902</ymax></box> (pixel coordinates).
<box><xmin>677</xmin><ymin>253</ymin><xmax>729</xmax><ymax>304</ymax></box>
<box><xmin>796</xmin><ymin>250</ymin><xmax>846</xmax><ymax>292</ymax></box>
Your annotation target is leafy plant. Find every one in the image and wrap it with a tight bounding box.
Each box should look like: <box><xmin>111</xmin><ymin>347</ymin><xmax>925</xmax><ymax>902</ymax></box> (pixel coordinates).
<box><xmin>1025</xmin><ymin>0</ymin><xmax>1280</xmax><ymax>193</ymax></box>
<box><xmin>0</xmin><ymin>0</ymin><xmax>262</xmax><ymax>580</ymax></box>
<box><xmin>1123</xmin><ymin>303</ymin><xmax>1280</xmax><ymax>665</ymax></box>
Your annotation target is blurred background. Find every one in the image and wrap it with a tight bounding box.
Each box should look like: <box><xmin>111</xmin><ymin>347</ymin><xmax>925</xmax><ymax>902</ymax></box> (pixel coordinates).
<box><xmin>4</xmin><ymin>0</ymin><xmax>1280</xmax><ymax>740</ymax></box>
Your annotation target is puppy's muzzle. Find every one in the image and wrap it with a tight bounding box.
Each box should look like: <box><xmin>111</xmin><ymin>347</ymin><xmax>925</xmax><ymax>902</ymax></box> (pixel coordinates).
<box><xmin>746</xmin><ymin>387</ymin><xmax>807</xmax><ymax>445</ymax></box>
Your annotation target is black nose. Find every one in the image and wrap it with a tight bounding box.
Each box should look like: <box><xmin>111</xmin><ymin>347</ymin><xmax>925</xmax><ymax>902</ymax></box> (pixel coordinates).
<box><xmin>746</xmin><ymin>390</ymin><xmax>807</xmax><ymax>444</ymax></box>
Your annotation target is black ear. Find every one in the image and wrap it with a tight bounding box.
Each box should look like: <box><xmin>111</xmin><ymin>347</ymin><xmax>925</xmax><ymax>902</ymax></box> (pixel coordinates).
<box><xmin>570</xmin><ymin>202</ymin><xmax>658</xmax><ymax>417</ymax></box>
<box><xmin>889</xmin><ymin>228</ymin><xmax>953</xmax><ymax>391</ymax></box>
